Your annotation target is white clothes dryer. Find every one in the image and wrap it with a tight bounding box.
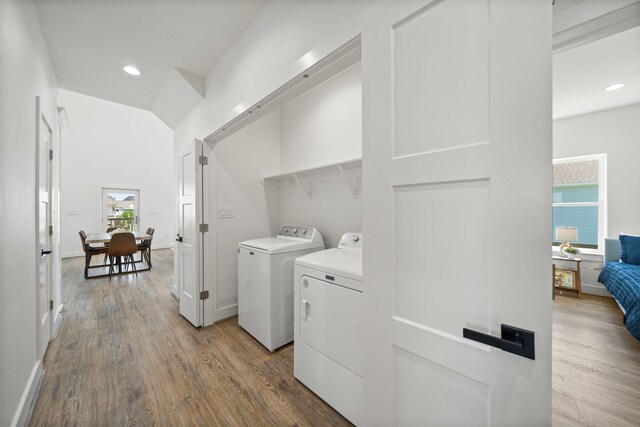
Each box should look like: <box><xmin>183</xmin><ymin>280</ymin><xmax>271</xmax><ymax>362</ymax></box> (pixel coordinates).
<box><xmin>294</xmin><ymin>232</ymin><xmax>363</xmax><ymax>425</ymax></box>
<box><xmin>238</xmin><ymin>226</ymin><xmax>324</xmax><ymax>352</ymax></box>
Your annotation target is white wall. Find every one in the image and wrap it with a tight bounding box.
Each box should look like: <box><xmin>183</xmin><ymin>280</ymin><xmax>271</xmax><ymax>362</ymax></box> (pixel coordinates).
<box><xmin>174</xmin><ymin>0</ymin><xmax>372</xmax><ymax>324</ymax></box>
<box><xmin>280</xmin><ymin>63</ymin><xmax>362</xmax><ymax>171</ymax></box>
<box><xmin>174</xmin><ymin>0</ymin><xmax>372</xmax><ymax>145</ymax></box>
<box><xmin>58</xmin><ymin>89</ymin><xmax>175</xmax><ymax>257</ymax></box>
<box><xmin>278</xmin><ymin>63</ymin><xmax>362</xmax><ymax>248</ymax></box>
<box><xmin>208</xmin><ymin>113</ymin><xmax>281</xmax><ymax>320</ymax></box>
<box><xmin>554</xmin><ymin>103</ymin><xmax>640</xmax><ymax>238</ymax></box>
<box><xmin>0</xmin><ymin>0</ymin><xmax>58</xmax><ymax>425</ymax></box>
<box><xmin>554</xmin><ymin>103</ymin><xmax>640</xmax><ymax>294</ymax></box>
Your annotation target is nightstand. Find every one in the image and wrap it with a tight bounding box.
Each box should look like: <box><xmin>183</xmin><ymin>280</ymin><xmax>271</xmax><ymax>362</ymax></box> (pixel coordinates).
<box><xmin>552</xmin><ymin>256</ymin><xmax>582</xmax><ymax>299</ymax></box>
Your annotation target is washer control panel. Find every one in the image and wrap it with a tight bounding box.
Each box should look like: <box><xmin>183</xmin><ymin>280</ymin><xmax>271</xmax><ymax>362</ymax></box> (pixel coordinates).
<box><xmin>279</xmin><ymin>225</ymin><xmax>313</xmax><ymax>239</ymax></box>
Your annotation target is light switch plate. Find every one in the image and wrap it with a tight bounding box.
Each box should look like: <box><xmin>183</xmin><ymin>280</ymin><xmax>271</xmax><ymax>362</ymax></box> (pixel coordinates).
<box><xmin>219</xmin><ymin>207</ymin><xmax>234</xmax><ymax>218</ymax></box>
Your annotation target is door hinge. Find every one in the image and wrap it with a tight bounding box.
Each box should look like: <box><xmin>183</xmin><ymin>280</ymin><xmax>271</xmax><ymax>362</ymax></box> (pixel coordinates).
<box><xmin>199</xmin><ymin>224</ymin><xmax>209</xmax><ymax>232</ymax></box>
<box><xmin>49</xmin><ymin>300</ymin><xmax>53</xmax><ymax>310</ymax></box>
<box><xmin>199</xmin><ymin>155</ymin><xmax>208</xmax><ymax>165</ymax></box>
<box><xmin>200</xmin><ymin>290</ymin><xmax>209</xmax><ymax>300</ymax></box>
<box><xmin>49</xmin><ymin>225</ymin><xmax>53</xmax><ymax>236</ymax></box>
<box><xmin>49</xmin><ymin>149</ymin><xmax>53</xmax><ymax>160</ymax></box>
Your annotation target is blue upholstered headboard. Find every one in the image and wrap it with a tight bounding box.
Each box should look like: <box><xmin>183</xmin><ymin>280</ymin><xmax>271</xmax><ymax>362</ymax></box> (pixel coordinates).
<box><xmin>604</xmin><ymin>238</ymin><xmax>622</xmax><ymax>264</ymax></box>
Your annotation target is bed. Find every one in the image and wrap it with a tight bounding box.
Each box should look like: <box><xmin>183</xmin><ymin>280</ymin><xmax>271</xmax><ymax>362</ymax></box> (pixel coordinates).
<box><xmin>598</xmin><ymin>237</ymin><xmax>640</xmax><ymax>340</ymax></box>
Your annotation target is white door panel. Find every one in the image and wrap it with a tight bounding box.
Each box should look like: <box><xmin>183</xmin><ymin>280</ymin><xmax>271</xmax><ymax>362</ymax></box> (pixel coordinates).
<box><xmin>362</xmin><ymin>0</ymin><xmax>552</xmax><ymax>425</ymax></box>
<box><xmin>37</xmin><ymin>100</ymin><xmax>52</xmax><ymax>360</ymax></box>
<box><xmin>178</xmin><ymin>139</ymin><xmax>203</xmax><ymax>327</ymax></box>
<box><xmin>300</xmin><ymin>276</ymin><xmax>363</xmax><ymax>377</ymax></box>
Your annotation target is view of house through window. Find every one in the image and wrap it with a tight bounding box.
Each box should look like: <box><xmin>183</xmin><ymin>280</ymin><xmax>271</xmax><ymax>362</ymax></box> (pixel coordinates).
<box><xmin>552</xmin><ymin>154</ymin><xmax>605</xmax><ymax>249</ymax></box>
<box><xmin>102</xmin><ymin>188</ymin><xmax>140</xmax><ymax>231</ymax></box>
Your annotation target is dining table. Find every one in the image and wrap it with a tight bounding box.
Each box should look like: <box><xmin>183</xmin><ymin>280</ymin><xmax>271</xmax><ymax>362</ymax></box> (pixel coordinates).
<box><xmin>84</xmin><ymin>231</ymin><xmax>152</xmax><ymax>279</ymax></box>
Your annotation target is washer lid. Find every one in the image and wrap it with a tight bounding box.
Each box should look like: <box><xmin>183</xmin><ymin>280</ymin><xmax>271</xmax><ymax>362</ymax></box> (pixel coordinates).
<box><xmin>295</xmin><ymin>247</ymin><xmax>362</xmax><ymax>281</ymax></box>
<box><xmin>239</xmin><ymin>237</ymin><xmax>324</xmax><ymax>254</ymax></box>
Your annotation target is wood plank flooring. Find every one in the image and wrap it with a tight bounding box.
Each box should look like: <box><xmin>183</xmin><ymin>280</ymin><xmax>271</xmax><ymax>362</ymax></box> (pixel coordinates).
<box><xmin>30</xmin><ymin>251</ymin><xmax>640</xmax><ymax>426</ymax></box>
<box><xmin>552</xmin><ymin>294</ymin><xmax>640</xmax><ymax>426</ymax></box>
<box><xmin>29</xmin><ymin>250</ymin><xmax>350</xmax><ymax>426</ymax></box>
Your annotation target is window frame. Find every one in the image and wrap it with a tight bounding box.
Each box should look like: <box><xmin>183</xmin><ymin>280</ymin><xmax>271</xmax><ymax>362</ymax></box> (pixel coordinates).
<box><xmin>552</xmin><ymin>153</ymin><xmax>607</xmax><ymax>255</ymax></box>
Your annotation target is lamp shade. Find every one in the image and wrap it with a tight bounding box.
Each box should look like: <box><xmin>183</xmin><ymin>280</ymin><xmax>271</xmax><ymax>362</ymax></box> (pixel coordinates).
<box><xmin>556</xmin><ymin>226</ymin><xmax>578</xmax><ymax>242</ymax></box>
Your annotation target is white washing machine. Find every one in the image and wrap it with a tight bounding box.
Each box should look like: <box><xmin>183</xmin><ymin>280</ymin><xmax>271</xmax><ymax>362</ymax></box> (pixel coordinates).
<box><xmin>238</xmin><ymin>226</ymin><xmax>324</xmax><ymax>352</ymax></box>
<box><xmin>294</xmin><ymin>232</ymin><xmax>363</xmax><ymax>426</ymax></box>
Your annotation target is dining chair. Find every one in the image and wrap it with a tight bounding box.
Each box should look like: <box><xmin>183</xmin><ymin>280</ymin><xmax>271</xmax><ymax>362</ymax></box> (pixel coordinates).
<box><xmin>107</xmin><ymin>232</ymin><xmax>138</xmax><ymax>280</ymax></box>
<box><xmin>137</xmin><ymin>227</ymin><xmax>155</xmax><ymax>268</ymax></box>
<box><xmin>79</xmin><ymin>230</ymin><xmax>108</xmax><ymax>279</ymax></box>
<box><xmin>103</xmin><ymin>226</ymin><xmax>118</xmax><ymax>264</ymax></box>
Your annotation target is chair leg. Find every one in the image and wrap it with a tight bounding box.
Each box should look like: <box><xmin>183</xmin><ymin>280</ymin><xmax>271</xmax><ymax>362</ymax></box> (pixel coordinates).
<box><xmin>129</xmin><ymin>254</ymin><xmax>138</xmax><ymax>277</ymax></box>
<box><xmin>84</xmin><ymin>254</ymin><xmax>90</xmax><ymax>278</ymax></box>
<box><xmin>147</xmin><ymin>248</ymin><xmax>152</xmax><ymax>268</ymax></box>
<box><xmin>108</xmin><ymin>256</ymin><xmax>114</xmax><ymax>281</ymax></box>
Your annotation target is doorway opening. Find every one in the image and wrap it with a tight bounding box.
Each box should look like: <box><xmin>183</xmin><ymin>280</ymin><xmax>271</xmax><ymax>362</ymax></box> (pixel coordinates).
<box><xmin>102</xmin><ymin>187</ymin><xmax>140</xmax><ymax>231</ymax></box>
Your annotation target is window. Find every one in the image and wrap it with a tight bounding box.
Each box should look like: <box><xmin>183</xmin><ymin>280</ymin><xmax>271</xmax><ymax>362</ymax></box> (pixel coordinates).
<box><xmin>552</xmin><ymin>154</ymin><xmax>606</xmax><ymax>251</ymax></box>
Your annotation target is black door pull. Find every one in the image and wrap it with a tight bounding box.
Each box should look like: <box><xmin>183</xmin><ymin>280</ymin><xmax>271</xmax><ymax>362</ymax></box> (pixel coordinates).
<box><xmin>176</xmin><ymin>235</ymin><xmax>183</xmax><ymax>242</ymax></box>
<box><xmin>41</xmin><ymin>249</ymin><xmax>53</xmax><ymax>257</ymax></box>
<box><xmin>463</xmin><ymin>324</ymin><xmax>535</xmax><ymax>360</ymax></box>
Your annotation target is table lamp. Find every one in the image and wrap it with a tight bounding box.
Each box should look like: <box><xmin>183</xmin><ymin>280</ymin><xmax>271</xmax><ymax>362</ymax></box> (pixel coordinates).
<box><xmin>556</xmin><ymin>226</ymin><xmax>578</xmax><ymax>257</ymax></box>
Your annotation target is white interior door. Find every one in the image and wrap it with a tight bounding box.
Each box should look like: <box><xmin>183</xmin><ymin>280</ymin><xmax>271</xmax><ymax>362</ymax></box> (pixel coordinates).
<box><xmin>37</xmin><ymin>100</ymin><xmax>53</xmax><ymax>360</ymax></box>
<box><xmin>177</xmin><ymin>138</ymin><xmax>203</xmax><ymax>327</ymax></box>
<box><xmin>362</xmin><ymin>0</ymin><xmax>552</xmax><ymax>425</ymax></box>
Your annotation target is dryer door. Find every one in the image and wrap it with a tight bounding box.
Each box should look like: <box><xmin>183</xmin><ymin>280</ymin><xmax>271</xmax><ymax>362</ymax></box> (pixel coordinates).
<box><xmin>300</xmin><ymin>276</ymin><xmax>363</xmax><ymax>377</ymax></box>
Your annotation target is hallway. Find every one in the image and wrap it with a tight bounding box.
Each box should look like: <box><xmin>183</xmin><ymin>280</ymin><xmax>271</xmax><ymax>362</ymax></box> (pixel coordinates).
<box><xmin>29</xmin><ymin>250</ymin><xmax>349</xmax><ymax>426</ymax></box>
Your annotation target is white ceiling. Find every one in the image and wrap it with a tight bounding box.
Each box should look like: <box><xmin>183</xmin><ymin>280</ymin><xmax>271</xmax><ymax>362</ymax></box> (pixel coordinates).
<box><xmin>33</xmin><ymin>0</ymin><xmax>639</xmax><ymax>121</ymax></box>
<box><xmin>34</xmin><ymin>0</ymin><xmax>265</xmax><ymax>111</ymax></box>
<box><xmin>553</xmin><ymin>25</ymin><xmax>640</xmax><ymax>119</ymax></box>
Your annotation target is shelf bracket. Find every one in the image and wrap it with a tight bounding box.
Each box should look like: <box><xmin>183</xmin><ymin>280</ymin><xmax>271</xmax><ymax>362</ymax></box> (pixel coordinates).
<box><xmin>292</xmin><ymin>173</ymin><xmax>312</xmax><ymax>200</ymax></box>
<box><xmin>337</xmin><ymin>164</ymin><xmax>358</xmax><ymax>198</ymax></box>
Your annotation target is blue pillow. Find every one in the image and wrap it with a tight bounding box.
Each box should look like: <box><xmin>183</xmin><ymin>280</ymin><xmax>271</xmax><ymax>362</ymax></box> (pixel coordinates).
<box><xmin>620</xmin><ymin>234</ymin><xmax>640</xmax><ymax>265</ymax></box>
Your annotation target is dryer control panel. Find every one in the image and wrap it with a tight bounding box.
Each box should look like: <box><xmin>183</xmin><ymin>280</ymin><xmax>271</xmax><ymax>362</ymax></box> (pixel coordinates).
<box><xmin>338</xmin><ymin>232</ymin><xmax>363</xmax><ymax>249</ymax></box>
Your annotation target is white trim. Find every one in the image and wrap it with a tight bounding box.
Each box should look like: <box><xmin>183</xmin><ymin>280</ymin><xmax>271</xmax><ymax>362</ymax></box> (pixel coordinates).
<box><xmin>215</xmin><ymin>304</ymin><xmax>238</xmax><ymax>323</ymax></box>
<box><xmin>96</xmin><ymin>185</ymin><xmax>143</xmax><ymax>232</ymax></box>
<box><xmin>202</xmin><ymin>140</ymin><xmax>216</xmax><ymax>326</ymax></box>
<box><xmin>52</xmin><ymin>304</ymin><xmax>64</xmax><ymax>339</ymax></box>
<box><xmin>61</xmin><ymin>251</ymin><xmax>84</xmax><ymax>259</ymax></box>
<box><xmin>582</xmin><ymin>283</ymin><xmax>612</xmax><ymax>298</ymax></box>
<box><xmin>552</xmin><ymin>153</ymin><xmax>607</xmax><ymax>250</ymax></box>
<box><xmin>152</xmin><ymin>243</ymin><xmax>175</xmax><ymax>250</ymax></box>
<box><xmin>11</xmin><ymin>361</ymin><xmax>43</xmax><ymax>427</ymax></box>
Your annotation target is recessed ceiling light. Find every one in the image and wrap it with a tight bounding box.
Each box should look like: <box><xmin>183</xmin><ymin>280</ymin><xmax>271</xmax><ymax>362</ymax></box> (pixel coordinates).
<box><xmin>123</xmin><ymin>65</ymin><xmax>141</xmax><ymax>76</ymax></box>
<box><xmin>604</xmin><ymin>83</ymin><xmax>625</xmax><ymax>92</ymax></box>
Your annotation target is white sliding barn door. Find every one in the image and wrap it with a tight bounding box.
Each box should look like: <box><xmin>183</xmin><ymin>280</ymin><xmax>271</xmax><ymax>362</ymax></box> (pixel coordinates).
<box><xmin>362</xmin><ymin>0</ymin><xmax>552</xmax><ymax>425</ymax></box>
<box><xmin>177</xmin><ymin>138</ymin><xmax>203</xmax><ymax>327</ymax></box>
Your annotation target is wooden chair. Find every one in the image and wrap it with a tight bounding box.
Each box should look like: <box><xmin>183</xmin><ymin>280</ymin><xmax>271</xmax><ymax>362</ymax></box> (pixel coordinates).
<box><xmin>107</xmin><ymin>232</ymin><xmax>138</xmax><ymax>280</ymax></box>
<box><xmin>79</xmin><ymin>230</ymin><xmax>108</xmax><ymax>279</ymax></box>
<box><xmin>137</xmin><ymin>227</ymin><xmax>155</xmax><ymax>268</ymax></box>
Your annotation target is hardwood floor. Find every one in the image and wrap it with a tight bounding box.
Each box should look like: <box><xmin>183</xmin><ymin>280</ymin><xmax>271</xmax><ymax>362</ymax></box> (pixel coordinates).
<box><xmin>30</xmin><ymin>251</ymin><xmax>640</xmax><ymax>426</ymax></box>
<box><xmin>29</xmin><ymin>249</ymin><xmax>350</xmax><ymax>426</ymax></box>
<box><xmin>553</xmin><ymin>295</ymin><xmax>640</xmax><ymax>426</ymax></box>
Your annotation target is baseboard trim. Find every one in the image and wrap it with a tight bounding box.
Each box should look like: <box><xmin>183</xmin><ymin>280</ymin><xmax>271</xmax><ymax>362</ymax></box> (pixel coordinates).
<box><xmin>61</xmin><ymin>251</ymin><xmax>83</xmax><ymax>259</ymax></box>
<box><xmin>153</xmin><ymin>243</ymin><xmax>174</xmax><ymax>250</ymax></box>
<box><xmin>582</xmin><ymin>283</ymin><xmax>612</xmax><ymax>297</ymax></box>
<box><xmin>12</xmin><ymin>361</ymin><xmax>43</xmax><ymax>427</ymax></box>
<box><xmin>52</xmin><ymin>304</ymin><xmax>64</xmax><ymax>339</ymax></box>
<box><xmin>62</xmin><ymin>244</ymin><xmax>174</xmax><ymax>259</ymax></box>
<box><xmin>215</xmin><ymin>303</ymin><xmax>238</xmax><ymax>322</ymax></box>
